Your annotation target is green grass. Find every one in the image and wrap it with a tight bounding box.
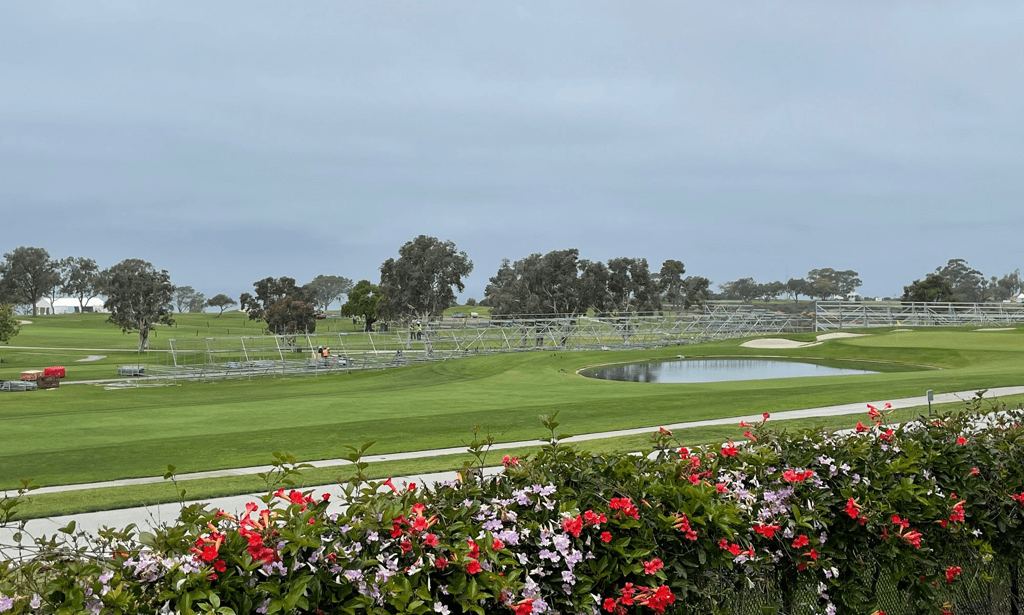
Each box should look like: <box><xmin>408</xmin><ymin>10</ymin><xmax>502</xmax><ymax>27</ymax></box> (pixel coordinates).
<box><xmin>2</xmin><ymin>318</ymin><xmax>1023</xmax><ymax>507</ymax></box>
<box><xmin>15</xmin><ymin>394</ymin><xmax>1022</xmax><ymax>520</ymax></box>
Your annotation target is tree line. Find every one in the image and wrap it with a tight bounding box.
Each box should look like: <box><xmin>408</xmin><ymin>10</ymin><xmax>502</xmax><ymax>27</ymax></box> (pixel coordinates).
<box><xmin>3</xmin><ymin>242</ymin><xmax>1022</xmax><ymax>348</ymax></box>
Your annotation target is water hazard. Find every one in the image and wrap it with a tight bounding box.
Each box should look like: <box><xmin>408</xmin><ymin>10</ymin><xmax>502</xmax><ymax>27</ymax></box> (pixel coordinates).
<box><xmin>582</xmin><ymin>358</ymin><xmax>878</xmax><ymax>384</ymax></box>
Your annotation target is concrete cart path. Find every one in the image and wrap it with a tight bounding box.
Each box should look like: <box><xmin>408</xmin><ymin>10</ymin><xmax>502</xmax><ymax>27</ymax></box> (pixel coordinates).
<box><xmin>25</xmin><ymin>385</ymin><xmax>1024</xmax><ymax>497</ymax></box>
<box><xmin>4</xmin><ymin>386</ymin><xmax>1023</xmax><ymax>544</ymax></box>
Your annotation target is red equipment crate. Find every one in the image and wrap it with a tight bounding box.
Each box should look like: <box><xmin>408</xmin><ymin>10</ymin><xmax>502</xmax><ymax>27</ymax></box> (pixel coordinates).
<box><xmin>44</xmin><ymin>366</ymin><xmax>66</xmax><ymax>378</ymax></box>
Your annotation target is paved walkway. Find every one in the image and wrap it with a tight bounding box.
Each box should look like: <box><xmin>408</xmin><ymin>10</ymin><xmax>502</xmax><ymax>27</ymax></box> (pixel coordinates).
<box><xmin>3</xmin><ymin>386</ymin><xmax>1022</xmax><ymax>549</ymax></box>
<box><xmin>26</xmin><ymin>385</ymin><xmax>1024</xmax><ymax>498</ymax></box>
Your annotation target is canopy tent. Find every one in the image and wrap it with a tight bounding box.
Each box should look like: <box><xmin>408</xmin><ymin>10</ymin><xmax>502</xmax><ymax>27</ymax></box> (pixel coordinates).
<box><xmin>35</xmin><ymin>297</ymin><xmax>108</xmax><ymax>314</ymax></box>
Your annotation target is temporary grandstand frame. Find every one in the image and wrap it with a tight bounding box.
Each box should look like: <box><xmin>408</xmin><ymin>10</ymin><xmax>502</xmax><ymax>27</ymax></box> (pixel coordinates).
<box><xmin>814</xmin><ymin>301</ymin><xmax>1024</xmax><ymax>330</ymax></box>
<box><xmin>151</xmin><ymin>303</ymin><xmax>808</xmax><ymax>381</ymax></box>
<box><xmin>131</xmin><ymin>301</ymin><xmax>1021</xmax><ymax>382</ymax></box>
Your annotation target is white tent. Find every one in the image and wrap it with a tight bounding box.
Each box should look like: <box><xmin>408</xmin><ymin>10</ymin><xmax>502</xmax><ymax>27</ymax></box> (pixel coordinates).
<box><xmin>34</xmin><ymin>297</ymin><xmax>108</xmax><ymax>314</ymax></box>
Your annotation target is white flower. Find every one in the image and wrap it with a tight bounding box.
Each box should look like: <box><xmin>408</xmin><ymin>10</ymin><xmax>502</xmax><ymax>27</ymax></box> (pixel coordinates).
<box><xmin>434</xmin><ymin>602</ymin><xmax>450</xmax><ymax>615</ymax></box>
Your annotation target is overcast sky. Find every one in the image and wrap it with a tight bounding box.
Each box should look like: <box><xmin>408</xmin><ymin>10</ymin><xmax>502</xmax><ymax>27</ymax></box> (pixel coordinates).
<box><xmin>2</xmin><ymin>2</ymin><xmax>1022</xmax><ymax>304</ymax></box>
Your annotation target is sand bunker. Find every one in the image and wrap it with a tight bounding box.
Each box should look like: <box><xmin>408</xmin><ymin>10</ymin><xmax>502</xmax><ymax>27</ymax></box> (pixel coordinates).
<box><xmin>975</xmin><ymin>327</ymin><xmax>1016</xmax><ymax>331</ymax></box>
<box><xmin>741</xmin><ymin>331</ymin><xmax>868</xmax><ymax>349</ymax></box>
<box><xmin>76</xmin><ymin>355</ymin><xmax>106</xmax><ymax>362</ymax></box>
<box><xmin>17</xmin><ymin>320</ymin><xmax>32</xmax><ymax>325</ymax></box>
<box><xmin>740</xmin><ymin>339</ymin><xmax>821</xmax><ymax>349</ymax></box>
<box><xmin>816</xmin><ymin>332</ymin><xmax>867</xmax><ymax>341</ymax></box>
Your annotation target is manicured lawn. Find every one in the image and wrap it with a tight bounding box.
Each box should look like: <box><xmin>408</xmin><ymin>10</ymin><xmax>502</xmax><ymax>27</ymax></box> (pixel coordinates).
<box><xmin>2</xmin><ymin>322</ymin><xmax>1022</xmax><ymax>495</ymax></box>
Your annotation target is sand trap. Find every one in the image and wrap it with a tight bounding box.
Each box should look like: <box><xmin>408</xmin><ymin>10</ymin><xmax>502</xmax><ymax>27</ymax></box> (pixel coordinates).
<box><xmin>975</xmin><ymin>327</ymin><xmax>1016</xmax><ymax>332</ymax></box>
<box><xmin>17</xmin><ymin>320</ymin><xmax>32</xmax><ymax>325</ymax></box>
<box><xmin>816</xmin><ymin>332</ymin><xmax>867</xmax><ymax>341</ymax></box>
<box><xmin>740</xmin><ymin>339</ymin><xmax>822</xmax><ymax>349</ymax></box>
<box><xmin>76</xmin><ymin>355</ymin><xmax>106</xmax><ymax>362</ymax></box>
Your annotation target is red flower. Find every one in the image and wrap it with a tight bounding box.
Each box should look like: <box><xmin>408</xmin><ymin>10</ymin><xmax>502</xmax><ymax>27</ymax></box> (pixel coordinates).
<box><xmin>562</xmin><ymin>515</ymin><xmax>584</xmax><ymax>537</ymax></box>
<box><xmin>601</xmin><ymin>531</ymin><xmax>613</xmax><ymax>543</ymax></box>
<box><xmin>502</xmin><ymin>455</ymin><xmax>520</xmax><ymax>467</ymax></box>
<box><xmin>762</xmin><ymin>412</ymin><xmax>770</xmax><ymax>422</ymax></box>
<box><xmin>891</xmin><ymin>515</ymin><xmax>910</xmax><ymax>530</ymax></box>
<box><xmin>728</xmin><ymin>543</ymin><xmax>743</xmax><ymax>556</ymax></box>
<box><xmin>805</xmin><ymin>548</ymin><xmax>818</xmax><ymax>560</ymax></box>
<box><xmin>956</xmin><ymin>436</ymin><xmax>967</xmax><ymax>445</ymax></box>
<box><xmin>434</xmin><ymin>556</ymin><xmax>448</xmax><ymax>570</ymax></box>
<box><xmin>791</xmin><ymin>535</ymin><xmax>809</xmax><ymax>549</ymax></box>
<box><xmin>514</xmin><ymin>599</ymin><xmax>534</xmax><ymax>615</ymax></box>
<box><xmin>400</xmin><ymin>539</ymin><xmax>412</xmax><ymax>553</ymax></box>
<box><xmin>642</xmin><ymin>558</ymin><xmax>664</xmax><ymax>574</ymax></box>
<box><xmin>687</xmin><ymin>473</ymin><xmax>700</xmax><ymax>485</ymax></box>
<box><xmin>879</xmin><ymin>429</ymin><xmax>894</xmax><ymax>442</ymax></box>
<box><xmin>753</xmin><ymin>523</ymin><xmax>781</xmax><ymax>539</ymax></box>
<box><xmin>1012</xmin><ymin>493</ymin><xmax>1024</xmax><ymax>507</ymax></box>
<box><xmin>212</xmin><ymin>559</ymin><xmax>226</xmax><ymax>572</ymax></box>
<box><xmin>321</xmin><ymin>493</ymin><xmax>330</xmax><ymax>501</ymax></box>
<box><xmin>603</xmin><ymin>598</ymin><xmax>617</xmax><ymax>612</ymax></box>
<box><xmin>715</xmin><ymin>483</ymin><xmax>728</xmax><ymax>493</ymax></box>
<box><xmin>720</xmin><ymin>442</ymin><xmax>739</xmax><ymax>457</ymax></box>
<box><xmin>411</xmin><ymin>516</ymin><xmax>429</xmax><ymax>532</ymax></box>
<box><xmin>856</xmin><ymin>422</ymin><xmax>869</xmax><ymax>433</ymax></box>
<box><xmin>743</xmin><ymin>430</ymin><xmax>757</xmax><ymax>442</ymax></box>
<box><xmin>945</xmin><ymin>566</ymin><xmax>963</xmax><ymax>583</ymax></box>
<box><xmin>467</xmin><ymin>539</ymin><xmax>480</xmax><ymax>559</ymax></box>
<box><xmin>465</xmin><ymin>560</ymin><xmax>482</xmax><ymax>574</ymax></box>
<box><xmin>970</xmin><ymin>467</ymin><xmax>979</xmax><ymax>476</ymax></box>
<box><xmin>492</xmin><ymin>538</ymin><xmax>504</xmax><ymax>550</ymax></box>
<box><xmin>382</xmin><ymin>477</ymin><xmax>398</xmax><ymax>493</ymax></box>
<box><xmin>949</xmin><ymin>501</ymin><xmax>966</xmax><ymax>523</ymax></box>
<box><xmin>423</xmin><ymin>533</ymin><xmax>439</xmax><ymax>547</ymax></box>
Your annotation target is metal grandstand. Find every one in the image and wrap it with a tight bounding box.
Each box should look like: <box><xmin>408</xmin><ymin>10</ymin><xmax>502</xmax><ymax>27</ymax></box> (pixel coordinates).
<box><xmin>814</xmin><ymin>300</ymin><xmax>1024</xmax><ymax>330</ymax></box>
<box><xmin>130</xmin><ymin>300</ymin><xmax>1021</xmax><ymax>381</ymax></box>
<box><xmin>147</xmin><ymin>303</ymin><xmax>809</xmax><ymax>381</ymax></box>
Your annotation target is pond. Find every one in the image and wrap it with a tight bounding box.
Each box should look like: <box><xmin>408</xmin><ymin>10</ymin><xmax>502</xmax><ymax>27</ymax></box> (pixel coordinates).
<box><xmin>581</xmin><ymin>358</ymin><xmax>878</xmax><ymax>384</ymax></box>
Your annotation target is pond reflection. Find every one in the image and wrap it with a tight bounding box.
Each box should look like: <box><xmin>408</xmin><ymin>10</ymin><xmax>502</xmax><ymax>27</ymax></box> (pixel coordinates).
<box><xmin>582</xmin><ymin>359</ymin><xmax>877</xmax><ymax>383</ymax></box>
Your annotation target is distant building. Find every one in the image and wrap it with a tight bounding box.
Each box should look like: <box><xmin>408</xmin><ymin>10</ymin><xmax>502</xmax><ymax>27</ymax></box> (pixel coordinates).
<box><xmin>35</xmin><ymin>297</ymin><xmax>109</xmax><ymax>314</ymax></box>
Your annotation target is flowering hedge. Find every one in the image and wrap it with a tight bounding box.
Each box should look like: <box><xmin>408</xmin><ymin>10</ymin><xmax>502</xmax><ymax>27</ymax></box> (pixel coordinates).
<box><xmin>3</xmin><ymin>394</ymin><xmax>1024</xmax><ymax>615</ymax></box>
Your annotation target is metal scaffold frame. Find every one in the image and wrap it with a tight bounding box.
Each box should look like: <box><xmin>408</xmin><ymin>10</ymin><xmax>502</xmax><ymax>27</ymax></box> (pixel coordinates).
<box><xmin>814</xmin><ymin>301</ymin><xmax>1024</xmax><ymax>330</ymax></box>
<box><xmin>150</xmin><ymin>304</ymin><xmax>810</xmax><ymax>382</ymax></box>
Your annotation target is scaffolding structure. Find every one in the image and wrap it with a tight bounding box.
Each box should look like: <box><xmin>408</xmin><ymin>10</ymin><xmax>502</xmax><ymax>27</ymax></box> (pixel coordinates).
<box><xmin>814</xmin><ymin>301</ymin><xmax>1024</xmax><ymax>330</ymax></box>
<box><xmin>121</xmin><ymin>301</ymin><xmax>1024</xmax><ymax>382</ymax></box>
<box><xmin>151</xmin><ymin>304</ymin><xmax>810</xmax><ymax>381</ymax></box>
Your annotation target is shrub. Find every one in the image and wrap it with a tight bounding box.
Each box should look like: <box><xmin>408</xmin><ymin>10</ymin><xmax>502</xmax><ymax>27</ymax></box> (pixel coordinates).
<box><xmin>3</xmin><ymin>395</ymin><xmax>1024</xmax><ymax>614</ymax></box>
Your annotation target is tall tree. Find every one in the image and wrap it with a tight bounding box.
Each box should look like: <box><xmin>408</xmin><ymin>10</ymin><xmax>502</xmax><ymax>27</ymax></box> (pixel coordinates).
<box><xmin>172</xmin><ymin>286</ymin><xmax>206</xmax><ymax>313</ymax></box>
<box><xmin>0</xmin><ymin>303</ymin><xmax>20</xmax><ymax>345</ymax></box>
<box><xmin>757</xmin><ymin>281</ymin><xmax>786</xmax><ymax>304</ymax></box>
<box><xmin>682</xmin><ymin>276</ymin><xmax>711</xmax><ymax>309</ymax></box>
<box><xmin>606</xmin><ymin>257</ymin><xmax>660</xmax><ymax>314</ymax></box>
<box><xmin>785</xmin><ymin>278</ymin><xmax>813</xmax><ymax>303</ymax></box>
<box><xmin>992</xmin><ymin>269</ymin><xmax>1022</xmax><ymax>301</ymax></box>
<box><xmin>378</xmin><ymin>235</ymin><xmax>473</xmax><ymax>321</ymax></box>
<box><xmin>719</xmin><ymin>278</ymin><xmax>760</xmax><ymax>302</ymax></box>
<box><xmin>264</xmin><ymin>296</ymin><xmax>316</xmax><ymax>335</ymax></box>
<box><xmin>60</xmin><ymin>257</ymin><xmax>101</xmax><ymax>312</ymax></box>
<box><xmin>341</xmin><ymin>280</ymin><xmax>383</xmax><ymax>331</ymax></box>
<box><xmin>206</xmin><ymin>294</ymin><xmax>238</xmax><ymax>317</ymax></box>
<box><xmin>0</xmin><ymin>246</ymin><xmax>61</xmax><ymax>316</ymax></box>
<box><xmin>807</xmin><ymin>268</ymin><xmax>861</xmax><ymax>297</ymax></box>
<box><xmin>305</xmin><ymin>274</ymin><xmax>355</xmax><ymax>313</ymax></box>
<box><xmin>658</xmin><ymin>259</ymin><xmax>687</xmax><ymax>307</ymax></box>
<box><xmin>99</xmin><ymin>259</ymin><xmax>175</xmax><ymax>351</ymax></box>
<box><xmin>902</xmin><ymin>273</ymin><xmax>955</xmax><ymax>303</ymax></box>
<box><xmin>240</xmin><ymin>277</ymin><xmax>308</xmax><ymax>322</ymax></box>
<box><xmin>935</xmin><ymin>259</ymin><xmax>986</xmax><ymax>302</ymax></box>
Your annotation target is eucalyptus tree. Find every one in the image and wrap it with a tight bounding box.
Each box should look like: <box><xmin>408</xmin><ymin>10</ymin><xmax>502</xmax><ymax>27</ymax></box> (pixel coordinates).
<box><xmin>0</xmin><ymin>246</ymin><xmax>60</xmax><ymax>315</ymax></box>
<box><xmin>378</xmin><ymin>235</ymin><xmax>473</xmax><ymax>321</ymax></box>
<box><xmin>99</xmin><ymin>259</ymin><xmax>175</xmax><ymax>351</ymax></box>
<box><xmin>60</xmin><ymin>257</ymin><xmax>102</xmax><ymax>312</ymax></box>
